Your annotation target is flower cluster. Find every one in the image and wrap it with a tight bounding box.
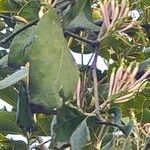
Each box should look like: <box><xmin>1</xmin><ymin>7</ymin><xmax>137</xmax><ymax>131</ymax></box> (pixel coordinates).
<box><xmin>98</xmin><ymin>0</ymin><xmax>138</xmax><ymax>32</ymax></box>
<box><xmin>108</xmin><ymin>60</ymin><xmax>150</xmax><ymax>103</ymax></box>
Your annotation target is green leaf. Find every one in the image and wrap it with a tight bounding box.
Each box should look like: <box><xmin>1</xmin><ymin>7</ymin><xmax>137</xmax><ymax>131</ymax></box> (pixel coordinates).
<box><xmin>26</xmin><ymin>8</ymin><xmax>78</xmax><ymax>109</ymax></box>
<box><xmin>67</xmin><ymin>0</ymin><xmax>100</xmax><ymax>54</ymax></box>
<box><xmin>99</xmin><ymin>46</ymin><xmax>111</xmax><ymax>61</ymax></box>
<box><xmin>0</xmin><ymin>66</ymin><xmax>28</xmax><ymax>90</ymax></box>
<box><xmin>0</xmin><ymin>33</ymin><xmax>10</xmax><ymax>49</ymax></box>
<box><xmin>16</xmin><ymin>81</ymin><xmax>36</xmax><ymax>132</ymax></box>
<box><xmin>101</xmin><ymin>141</ymin><xmax>113</xmax><ymax>150</ymax></box>
<box><xmin>9</xmin><ymin>23</ymin><xmax>36</xmax><ymax>68</ymax></box>
<box><xmin>69</xmin><ymin>40</ymin><xmax>93</xmax><ymax>54</ymax></box>
<box><xmin>1</xmin><ymin>139</ymin><xmax>27</xmax><ymax>150</ymax></box>
<box><xmin>118</xmin><ymin>94</ymin><xmax>147</xmax><ymax>122</ymax></box>
<box><xmin>0</xmin><ymin>87</ymin><xmax>17</xmax><ymax>107</ymax></box>
<box><xmin>108</xmin><ymin>107</ymin><xmax>122</xmax><ymax>125</ymax></box>
<box><xmin>0</xmin><ymin>49</ymin><xmax>7</xmax><ymax>59</ymax></box>
<box><xmin>0</xmin><ymin>68</ymin><xmax>12</xmax><ymax>79</ymax></box>
<box><xmin>67</xmin><ymin>13</ymin><xmax>100</xmax><ymax>33</ymax></box>
<box><xmin>18</xmin><ymin>0</ymin><xmax>40</xmax><ymax>21</ymax></box>
<box><xmin>0</xmin><ymin>111</ymin><xmax>22</xmax><ymax>135</ymax></box>
<box><xmin>0</xmin><ymin>54</ymin><xmax>8</xmax><ymax>68</ymax></box>
<box><xmin>0</xmin><ymin>32</ymin><xmax>5</xmax><ymax>41</ymax></box>
<box><xmin>0</xmin><ymin>0</ymin><xmax>23</xmax><ymax>13</ymax></box>
<box><xmin>98</xmin><ymin>83</ymin><xmax>109</xmax><ymax>102</ymax></box>
<box><xmin>63</xmin><ymin>0</ymin><xmax>90</xmax><ymax>27</ymax></box>
<box><xmin>123</xmin><ymin>120</ymin><xmax>134</xmax><ymax>136</ymax></box>
<box><xmin>67</xmin><ymin>0</ymin><xmax>99</xmax><ymax>33</ymax></box>
<box><xmin>53</xmin><ymin>105</ymin><xmax>85</xmax><ymax>142</ymax></box>
<box><xmin>101</xmin><ymin>133</ymin><xmax>113</xmax><ymax>149</ymax></box>
<box><xmin>36</xmin><ymin>114</ymin><xmax>53</xmax><ymax>136</ymax></box>
<box><xmin>138</xmin><ymin>58</ymin><xmax>150</xmax><ymax>73</ymax></box>
<box><xmin>122</xmin><ymin>139</ymin><xmax>133</xmax><ymax>150</ymax></box>
<box><xmin>144</xmin><ymin>47</ymin><xmax>150</xmax><ymax>58</ymax></box>
<box><xmin>141</xmin><ymin>0</ymin><xmax>150</xmax><ymax>6</ymax></box>
<box><xmin>0</xmin><ymin>20</ymin><xmax>5</xmax><ymax>30</ymax></box>
<box><xmin>70</xmin><ymin>117</ymin><xmax>91</xmax><ymax>150</ymax></box>
<box><xmin>137</xmin><ymin>108</ymin><xmax>150</xmax><ymax>123</ymax></box>
<box><xmin>82</xmin><ymin>144</ymin><xmax>98</xmax><ymax>150</ymax></box>
<box><xmin>101</xmin><ymin>34</ymin><xmax>130</xmax><ymax>58</ymax></box>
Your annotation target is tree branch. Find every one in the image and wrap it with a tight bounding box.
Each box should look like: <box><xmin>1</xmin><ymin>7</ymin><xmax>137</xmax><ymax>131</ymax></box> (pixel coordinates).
<box><xmin>91</xmin><ymin>47</ymin><xmax>101</xmax><ymax>118</ymax></box>
<box><xmin>0</xmin><ymin>14</ymin><xmax>27</xmax><ymax>23</ymax></box>
<box><xmin>64</xmin><ymin>31</ymin><xmax>98</xmax><ymax>46</ymax></box>
<box><xmin>29</xmin><ymin>137</ymin><xmax>51</xmax><ymax>150</ymax></box>
<box><xmin>0</xmin><ymin>14</ymin><xmax>17</xmax><ymax>21</ymax></box>
<box><xmin>98</xmin><ymin>120</ymin><xmax>127</xmax><ymax>136</ymax></box>
<box><xmin>97</xmin><ymin>22</ymin><xmax>107</xmax><ymax>42</ymax></box>
<box><xmin>91</xmin><ymin>22</ymin><xmax>106</xmax><ymax>118</ymax></box>
<box><xmin>0</xmin><ymin>19</ymin><xmax>39</xmax><ymax>45</ymax></box>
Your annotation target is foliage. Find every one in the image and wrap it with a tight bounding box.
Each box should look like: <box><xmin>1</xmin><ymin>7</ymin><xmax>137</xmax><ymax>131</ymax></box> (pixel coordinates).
<box><xmin>0</xmin><ymin>0</ymin><xmax>150</xmax><ymax>149</ymax></box>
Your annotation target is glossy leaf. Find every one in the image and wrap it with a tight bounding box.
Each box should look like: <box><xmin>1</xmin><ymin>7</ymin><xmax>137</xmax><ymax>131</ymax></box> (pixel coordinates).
<box><xmin>137</xmin><ymin>108</ymin><xmax>150</xmax><ymax>123</ymax></box>
<box><xmin>0</xmin><ymin>20</ymin><xmax>5</xmax><ymax>30</ymax></box>
<box><xmin>0</xmin><ymin>66</ymin><xmax>28</xmax><ymax>90</ymax></box>
<box><xmin>67</xmin><ymin>0</ymin><xmax>100</xmax><ymax>54</ymax></box>
<box><xmin>0</xmin><ymin>111</ymin><xmax>22</xmax><ymax>135</ymax></box>
<box><xmin>123</xmin><ymin>120</ymin><xmax>134</xmax><ymax>136</ymax></box>
<box><xmin>36</xmin><ymin>114</ymin><xmax>53</xmax><ymax>136</ymax></box>
<box><xmin>18</xmin><ymin>0</ymin><xmax>40</xmax><ymax>22</ymax></box>
<box><xmin>101</xmin><ymin>133</ymin><xmax>113</xmax><ymax>149</ymax></box>
<box><xmin>16</xmin><ymin>81</ymin><xmax>36</xmax><ymax>132</ymax></box>
<box><xmin>141</xmin><ymin>0</ymin><xmax>150</xmax><ymax>6</ymax></box>
<box><xmin>1</xmin><ymin>139</ymin><xmax>27</xmax><ymax>150</ymax></box>
<box><xmin>67</xmin><ymin>0</ymin><xmax>100</xmax><ymax>35</ymax></box>
<box><xmin>0</xmin><ymin>49</ymin><xmax>7</xmax><ymax>59</ymax></box>
<box><xmin>0</xmin><ymin>33</ymin><xmax>10</xmax><ymax>49</ymax></box>
<box><xmin>63</xmin><ymin>0</ymin><xmax>90</xmax><ymax>27</ymax></box>
<box><xmin>0</xmin><ymin>68</ymin><xmax>13</xmax><ymax>80</ymax></box>
<box><xmin>101</xmin><ymin>141</ymin><xmax>113</xmax><ymax>150</ymax></box>
<box><xmin>98</xmin><ymin>83</ymin><xmax>109</xmax><ymax>101</ymax></box>
<box><xmin>0</xmin><ymin>87</ymin><xmax>17</xmax><ymax>107</ymax></box>
<box><xmin>122</xmin><ymin>139</ymin><xmax>133</xmax><ymax>150</ymax></box>
<box><xmin>0</xmin><ymin>0</ymin><xmax>23</xmax><ymax>13</ymax></box>
<box><xmin>0</xmin><ymin>32</ymin><xmax>5</xmax><ymax>41</ymax></box>
<box><xmin>144</xmin><ymin>47</ymin><xmax>150</xmax><ymax>58</ymax></box>
<box><xmin>70</xmin><ymin>117</ymin><xmax>91</xmax><ymax>150</ymax></box>
<box><xmin>9</xmin><ymin>23</ymin><xmax>36</xmax><ymax>68</ymax></box>
<box><xmin>0</xmin><ymin>54</ymin><xmax>8</xmax><ymax>68</ymax></box>
<box><xmin>26</xmin><ymin>9</ymin><xmax>78</xmax><ymax>109</ymax></box>
<box><xmin>53</xmin><ymin>105</ymin><xmax>85</xmax><ymax>142</ymax></box>
<box><xmin>117</xmin><ymin>94</ymin><xmax>147</xmax><ymax>122</ymax></box>
<box><xmin>138</xmin><ymin>58</ymin><xmax>150</xmax><ymax>73</ymax></box>
<box><xmin>67</xmin><ymin>13</ymin><xmax>100</xmax><ymax>33</ymax></box>
<box><xmin>108</xmin><ymin>107</ymin><xmax>122</xmax><ymax>125</ymax></box>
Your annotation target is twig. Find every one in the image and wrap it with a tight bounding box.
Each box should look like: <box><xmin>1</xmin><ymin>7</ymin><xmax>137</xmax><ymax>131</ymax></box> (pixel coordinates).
<box><xmin>0</xmin><ymin>14</ymin><xmax>27</xmax><ymax>23</ymax></box>
<box><xmin>91</xmin><ymin>47</ymin><xmax>101</xmax><ymax>118</ymax></box>
<box><xmin>97</xmin><ymin>22</ymin><xmax>107</xmax><ymax>42</ymax></box>
<box><xmin>98</xmin><ymin>120</ymin><xmax>127</xmax><ymax>136</ymax></box>
<box><xmin>29</xmin><ymin>137</ymin><xmax>51</xmax><ymax>150</ymax></box>
<box><xmin>92</xmin><ymin>68</ymin><xmax>100</xmax><ymax>111</ymax></box>
<box><xmin>0</xmin><ymin>19</ymin><xmax>39</xmax><ymax>44</ymax></box>
<box><xmin>64</xmin><ymin>31</ymin><xmax>98</xmax><ymax>46</ymax></box>
<box><xmin>0</xmin><ymin>14</ymin><xmax>17</xmax><ymax>21</ymax></box>
<box><xmin>144</xmin><ymin>136</ymin><xmax>150</xmax><ymax>150</ymax></box>
<box><xmin>91</xmin><ymin>20</ymin><xmax>107</xmax><ymax>118</ymax></box>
